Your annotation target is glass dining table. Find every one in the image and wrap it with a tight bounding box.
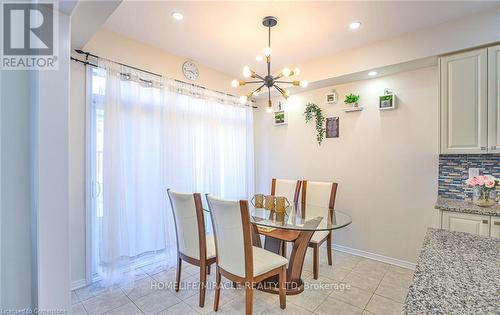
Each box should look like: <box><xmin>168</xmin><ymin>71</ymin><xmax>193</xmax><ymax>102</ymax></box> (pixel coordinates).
<box><xmin>206</xmin><ymin>201</ymin><xmax>352</xmax><ymax>295</ymax></box>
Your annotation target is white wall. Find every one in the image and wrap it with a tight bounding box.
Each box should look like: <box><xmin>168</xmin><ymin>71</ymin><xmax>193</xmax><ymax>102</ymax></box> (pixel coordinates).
<box><xmin>254</xmin><ymin>67</ymin><xmax>440</xmax><ymax>265</ymax></box>
<box><xmin>0</xmin><ymin>6</ymin><xmax>71</xmax><ymax>312</ymax></box>
<box><xmin>35</xmin><ymin>10</ymin><xmax>71</xmax><ymax>312</ymax></box>
<box><xmin>0</xmin><ymin>69</ymin><xmax>34</xmax><ymax>309</ymax></box>
<box><xmin>69</xmin><ymin>61</ymin><xmax>87</xmax><ymax>288</ymax></box>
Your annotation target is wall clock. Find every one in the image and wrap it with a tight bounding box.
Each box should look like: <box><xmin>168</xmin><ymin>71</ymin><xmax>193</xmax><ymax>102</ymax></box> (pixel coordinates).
<box><xmin>182</xmin><ymin>61</ymin><xmax>199</xmax><ymax>81</ymax></box>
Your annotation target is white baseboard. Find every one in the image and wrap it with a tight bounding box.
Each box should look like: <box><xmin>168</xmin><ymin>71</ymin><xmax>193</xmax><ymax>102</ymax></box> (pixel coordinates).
<box><xmin>331</xmin><ymin>244</ymin><xmax>416</xmax><ymax>270</ymax></box>
<box><xmin>71</xmin><ymin>278</ymin><xmax>87</xmax><ymax>291</ymax></box>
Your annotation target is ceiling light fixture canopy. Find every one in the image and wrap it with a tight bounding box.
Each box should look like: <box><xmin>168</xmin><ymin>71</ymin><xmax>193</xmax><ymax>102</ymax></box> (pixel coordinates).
<box><xmin>171</xmin><ymin>12</ymin><xmax>184</xmax><ymax>20</ymax></box>
<box><xmin>349</xmin><ymin>21</ymin><xmax>361</xmax><ymax>29</ymax></box>
<box><xmin>232</xmin><ymin>16</ymin><xmax>308</xmax><ymax>111</ymax></box>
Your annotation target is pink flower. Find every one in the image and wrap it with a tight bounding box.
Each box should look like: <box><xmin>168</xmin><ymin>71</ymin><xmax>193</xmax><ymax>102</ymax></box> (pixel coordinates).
<box><xmin>485</xmin><ymin>180</ymin><xmax>495</xmax><ymax>188</ymax></box>
<box><xmin>468</xmin><ymin>175</ymin><xmax>499</xmax><ymax>188</ymax></box>
<box><xmin>466</xmin><ymin>178</ymin><xmax>477</xmax><ymax>186</ymax></box>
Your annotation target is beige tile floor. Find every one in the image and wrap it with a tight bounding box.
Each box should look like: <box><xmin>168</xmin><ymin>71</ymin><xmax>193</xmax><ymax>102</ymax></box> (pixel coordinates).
<box><xmin>72</xmin><ymin>248</ymin><xmax>413</xmax><ymax>315</ymax></box>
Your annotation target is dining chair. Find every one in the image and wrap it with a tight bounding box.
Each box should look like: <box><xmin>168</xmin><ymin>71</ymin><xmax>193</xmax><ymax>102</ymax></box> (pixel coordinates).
<box><xmin>270</xmin><ymin>178</ymin><xmax>301</xmax><ymax>256</ymax></box>
<box><xmin>301</xmin><ymin>180</ymin><xmax>338</xmax><ymax>279</ymax></box>
<box><xmin>271</xmin><ymin>178</ymin><xmax>301</xmax><ymax>204</ymax></box>
<box><xmin>167</xmin><ymin>189</ymin><xmax>216</xmax><ymax>307</ymax></box>
<box><xmin>206</xmin><ymin>194</ymin><xmax>288</xmax><ymax>315</ymax></box>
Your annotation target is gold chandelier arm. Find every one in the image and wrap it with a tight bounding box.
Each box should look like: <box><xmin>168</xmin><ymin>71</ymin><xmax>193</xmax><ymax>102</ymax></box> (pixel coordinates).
<box><xmin>274</xmin><ymin>84</ymin><xmax>288</xmax><ymax>99</ymax></box>
<box><xmin>274</xmin><ymin>80</ymin><xmax>294</xmax><ymax>84</ymax></box>
<box><xmin>247</xmin><ymin>84</ymin><xmax>266</xmax><ymax>98</ymax></box>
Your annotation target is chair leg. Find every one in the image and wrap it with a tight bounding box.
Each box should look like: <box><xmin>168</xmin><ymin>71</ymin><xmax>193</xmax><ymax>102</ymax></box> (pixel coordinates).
<box><xmin>326</xmin><ymin>232</ymin><xmax>332</xmax><ymax>266</ymax></box>
<box><xmin>232</xmin><ymin>281</ymin><xmax>237</xmax><ymax>288</ymax></box>
<box><xmin>199</xmin><ymin>262</ymin><xmax>207</xmax><ymax>307</ymax></box>
<box><xmin>313</xmin><ymin>245</ymin><xmax>319</xmax><ymax>280</ymax></box>
<box><xmin>279</xmin><ymin>266</ymin><xmax>286</xmax><ymax>309</ymax></box>
<box><xmin>207</xmin><ymin>264</ymin><xmax>211</xmax><ymax>275</ymax></box>
<box><xmin>175</xmin><ymin>257</ymin><xmax>182</xmax><ymax>292</ymax></box>
<box><xmin>214</xmin><ymin>268</ymin><xmax>221</xmax><ymax>312</ymax></box>
<box><xmin>245</xmin><ymin>284</ymin><xmax>253</xmax><ymax>315</ymax></box>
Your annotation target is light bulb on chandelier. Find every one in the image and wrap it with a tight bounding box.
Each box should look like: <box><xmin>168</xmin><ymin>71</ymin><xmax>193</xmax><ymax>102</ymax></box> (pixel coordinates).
<box><xmin>242</xmin><ymin>66</ymin><xmax>252</xmax><ymax>78</ymax></box>
<box><xmin>263</xmin><ymin>47</ymin><xmax>272</xmax><ymax>57</ymax></box>
<box><xmin>282</xmin><ymin>68</ymin><xmax>291</xmax><ymax>77</ymax></box>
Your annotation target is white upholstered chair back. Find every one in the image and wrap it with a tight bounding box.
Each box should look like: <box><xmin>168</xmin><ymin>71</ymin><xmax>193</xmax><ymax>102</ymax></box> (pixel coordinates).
<box><xmin>167</xmin><ymin>189</ymin><xmax>201</xmax><ymax>259</ymax></box>
<box><xmin>206</xmin><ymin>195</ymin><xmax>247</xmax><ymax>277</ymax></box>
<box><xmin>303</xmin><ymin>181</ymin><xmax>336</xmax><ymax>209</ymax></box>
<box><xmin>272</xmin><ymin>179</ymin><xmax>300</xmax><ymax>204</ymax></box>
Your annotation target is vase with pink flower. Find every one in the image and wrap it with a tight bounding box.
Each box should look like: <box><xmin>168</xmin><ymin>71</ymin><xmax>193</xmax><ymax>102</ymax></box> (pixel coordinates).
<box><xmin>466</xmin><ymin>175</ymin><xmax>499</xmax><ymax>207</ymax></box>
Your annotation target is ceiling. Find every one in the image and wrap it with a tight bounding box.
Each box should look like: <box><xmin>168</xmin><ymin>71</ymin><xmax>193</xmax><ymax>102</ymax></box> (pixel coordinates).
<box><xmin>103</xmin><ymin>1</ymin><xmax>500</xmax><ymax>78</ymax></box>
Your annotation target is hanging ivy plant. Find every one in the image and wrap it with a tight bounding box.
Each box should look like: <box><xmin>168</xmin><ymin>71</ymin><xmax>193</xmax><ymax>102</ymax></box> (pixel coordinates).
<box><xmin>304</xmin><ymin>102</ymin><xmax>326</xmax><ymax>145</ymax></box>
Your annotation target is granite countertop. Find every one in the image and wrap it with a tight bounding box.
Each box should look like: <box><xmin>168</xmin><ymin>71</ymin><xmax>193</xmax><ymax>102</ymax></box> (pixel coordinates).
<box><xmin>435</xmin><ymin>196</ymin><xmax>500</xmax><ymax>216</ymax></box>
<box><xmin>403</xmin><ymin>228</ymin><xmax>500</xmax><ymax>315</ymax></box>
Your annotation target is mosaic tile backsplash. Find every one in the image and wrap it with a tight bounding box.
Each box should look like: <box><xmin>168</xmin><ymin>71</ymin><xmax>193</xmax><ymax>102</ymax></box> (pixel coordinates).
<box><xmin>438</xmin><ymin>154</ymin><xmax>500</xmax><ymax>200</ymax></box>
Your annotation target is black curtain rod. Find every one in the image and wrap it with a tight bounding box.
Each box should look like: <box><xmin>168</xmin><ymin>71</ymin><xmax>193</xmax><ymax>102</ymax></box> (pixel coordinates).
<box><xmin>72</xmin><ymin>49</ymin><xmax>257</xmax><ymax>108</ymax></box>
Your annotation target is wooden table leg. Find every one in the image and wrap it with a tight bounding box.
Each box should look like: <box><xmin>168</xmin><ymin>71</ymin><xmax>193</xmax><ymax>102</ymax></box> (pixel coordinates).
<box><xmin>258</xmin><ymin>230</ymin><xmax>314</xmax><ymax>295</ymax></box>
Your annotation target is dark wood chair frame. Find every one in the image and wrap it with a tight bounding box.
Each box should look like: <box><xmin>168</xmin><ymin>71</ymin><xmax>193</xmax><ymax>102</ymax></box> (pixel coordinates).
<box><xmin>206</xmin><ymin>197</ymin><xmax>286</xmax><ymax>315</ymax></box>
<box><xmin>301</xmin><ymin>181</ymin><xmax>338</xmax><ymax>279</ymax></box>
<box><xmin>167</xmin><ymin>189</ymin><xmax>216</xmax><ymax>307</ymax></box>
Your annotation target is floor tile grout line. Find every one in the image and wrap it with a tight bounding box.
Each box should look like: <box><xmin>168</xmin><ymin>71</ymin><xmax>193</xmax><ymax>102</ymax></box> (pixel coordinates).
<box><xmin>362</xmin><ymin>264</ymin><xmax>389</xmax><ymax>312</ymax></box>
<box><xmin>121</xmin><ymin>287</ymin><xmax>146</xmax><ymax>314</ymax></box>
<box><xmin>77</xmin><ymin>301</ymin><xmax>90</xmax><ymax>315</ymax></box>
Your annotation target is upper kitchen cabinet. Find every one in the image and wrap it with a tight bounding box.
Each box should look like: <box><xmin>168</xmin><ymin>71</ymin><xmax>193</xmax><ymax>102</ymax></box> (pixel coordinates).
<box><xmin>488</xmin><ymin>44</ymin><xmax>500</xmax><ymax>153</ymax></box>
<box><xmin>440</xmin><ymin>45</ymin><xmax>500</xmax><ymax>154</ymax></box>
<box><xmin>440</xmin><ymin>48</ymin><xmax>488</xmax><ymax>154</ymax></box>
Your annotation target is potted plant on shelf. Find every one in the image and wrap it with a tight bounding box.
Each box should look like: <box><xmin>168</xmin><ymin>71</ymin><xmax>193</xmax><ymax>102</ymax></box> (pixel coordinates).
<box><xmin>344</xmin><ymin>94</ymin><xmax>360</xmax><ymax>107</ymax></box>
<box><xmin>466</xmin><ymin>175</ymin><xmax>499</xmax><ymax>207</ymax></box>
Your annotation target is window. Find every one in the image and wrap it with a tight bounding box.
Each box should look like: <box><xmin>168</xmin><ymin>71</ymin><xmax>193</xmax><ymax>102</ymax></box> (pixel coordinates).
<box><xmin>87</xmin><ymin>64</ymin><xmax>254</xmax><ymax>285</ymax></box>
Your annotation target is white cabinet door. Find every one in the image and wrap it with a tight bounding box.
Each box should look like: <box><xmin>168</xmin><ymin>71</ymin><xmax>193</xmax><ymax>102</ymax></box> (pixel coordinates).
<box><xmin>488</xmin><ymin>44</ymin><xmax>500</xmax><ymax>153</ymax></box>
<box><xmin>442</xmin><ymin>211</ymin><xmax>490</xmax><ymax>236</ymax></box>
<box><xmin>490</xmin><ymin>218</ymin><xmax>500</xmax><ymax>238</ymax></box>
<box><xmin>440</xmin><ymin>49</ymin><xmax>488</xmax><ymax>154</ymax></box>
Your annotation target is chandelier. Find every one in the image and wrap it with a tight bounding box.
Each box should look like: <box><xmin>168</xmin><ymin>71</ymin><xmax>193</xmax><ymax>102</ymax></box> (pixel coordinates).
<box><xmin>232</xmin><ymin>16</ymin><xmax>308</xmax><ymax>112</ymax></box>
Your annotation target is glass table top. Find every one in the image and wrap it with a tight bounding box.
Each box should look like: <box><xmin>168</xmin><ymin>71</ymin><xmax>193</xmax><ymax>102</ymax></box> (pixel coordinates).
<box><xmin>205</xmin><ymin>202</ymin><xmax>352</xmax><ymax>232</ymax></box>
<box><xmin>250</xmin><ymin>203</ymin><xmax>352</xmax><ymax>231</ymax></box>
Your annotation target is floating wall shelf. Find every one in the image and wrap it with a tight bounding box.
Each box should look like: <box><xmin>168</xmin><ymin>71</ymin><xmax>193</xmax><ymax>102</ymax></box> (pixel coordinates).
<box><xmin>344</xmin><ymin>107</ymin><xmax>364</xmax><ymax>112</ymax></box>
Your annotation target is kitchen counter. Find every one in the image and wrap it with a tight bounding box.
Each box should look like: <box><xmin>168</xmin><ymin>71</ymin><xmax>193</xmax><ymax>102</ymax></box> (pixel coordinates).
<box><xmin>403</xmin><ymin>228</ymin><xmax>500</xmax><ymax>315</ymax></box>
<box><xmin>435</xmin><ymin>196</ymin><xmax>500</xmax><ymax>216</ymax></box>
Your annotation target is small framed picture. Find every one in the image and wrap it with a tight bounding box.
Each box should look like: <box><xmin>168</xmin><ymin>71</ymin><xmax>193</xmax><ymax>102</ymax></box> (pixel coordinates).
<box><xmin>379</xmin><ymin>94</ymin><xmax>396</xmax><ymax>110</ymax></box>
<box><xmin>326</xmin><ymin>91</ymin><xmax>338</xmax><ymax>104</ymax></box>
<box><xmin>325</xmin><ymin>117</ymin><xmax>339</xmax><ymax>138</ymax></box>
<box><xmin>273</xmin><ymin>110</ymin><xmax>287</xmax><ymax>125</ymax></box>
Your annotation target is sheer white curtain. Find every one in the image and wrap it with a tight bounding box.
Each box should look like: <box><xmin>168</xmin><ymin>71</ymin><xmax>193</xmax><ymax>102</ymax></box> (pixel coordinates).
<box><xmin>164</xmin><ymin>83</ymin><xmax>254</xmax><ymax>200</ymax></box>
<box><xmin>90</xmin><ymin>60</ymin><xmax>254</xmax><ymax>287</ymax></box>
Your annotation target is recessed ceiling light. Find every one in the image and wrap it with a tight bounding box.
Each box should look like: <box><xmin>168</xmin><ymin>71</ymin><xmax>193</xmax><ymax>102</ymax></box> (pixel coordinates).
<box><xmin>368</xmin><ymin>71</ymin><xmax>378</xmax><ymax>76</ymax></box>
<box><xmin>256</xmin><ymin>55</ymin><xmax>263</xmax><ymax>61</ymax></box>
<box><xmin>349</xmin><ymin>21</ymin><xmax>361</xmax><ymax>30</ymax></box>
<box><xmin>172</xmin><ymin>12</ymin><xmax>184</xmax><ymax>21</ymax></box>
